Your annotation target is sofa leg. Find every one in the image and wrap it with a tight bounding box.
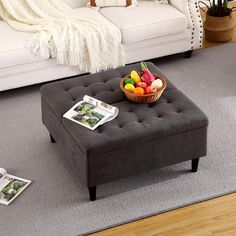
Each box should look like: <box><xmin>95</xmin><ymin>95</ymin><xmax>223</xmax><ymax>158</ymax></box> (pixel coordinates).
<box><xmin>50</xmin><ymin>134</ymin><xmax>56</xmax><ymax>143</ymax></box>
<box><xmin>89</xmin><ymin>186</ymin><xmax>97</xmax><ymax>201</ymax></box>
<box><xmin>184</xmin><ymin>50</ymin><xmax>193</xmax><ymax>58</ymax></box>
<box><xmin>192</xmin><ymin>158</ymin><xmax>200</xmax><ymax>172</ymax></box>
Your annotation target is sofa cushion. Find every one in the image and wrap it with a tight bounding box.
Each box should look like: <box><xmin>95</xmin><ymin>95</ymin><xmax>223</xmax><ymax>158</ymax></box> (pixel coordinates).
<box><xmin>0</xmin><ymin>21</ymin><xmax>50</xmax><ymax>69</ymax></box>
<box><xmin>99</xmin><ymin>1</ymin><xmax>188</xmax><ymax>44</ymax></box>
<box><xmin>0</xmin><ymin>8</ymin><xmax>111</xmax><ymax>69</ymax></box>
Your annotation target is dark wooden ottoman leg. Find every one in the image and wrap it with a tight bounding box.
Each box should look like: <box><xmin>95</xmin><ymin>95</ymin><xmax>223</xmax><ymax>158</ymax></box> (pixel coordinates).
<box><xmin>89</xmin><ymin>186</ymin><xmax>97</xmax><ymax>201</ymax></box>
<box><xmin>50</xmin><ymin>134</ymin><xmax>56</xmax><ymax>143</ymax></box>
<box><xmin>192</xmin><ymin>158</ymin><xmax>200</xmax><ymax>172</ymax></box>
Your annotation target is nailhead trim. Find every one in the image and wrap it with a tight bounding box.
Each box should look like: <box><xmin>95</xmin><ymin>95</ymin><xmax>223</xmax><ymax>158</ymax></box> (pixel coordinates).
<box><xmin>188</xmin><ymin>0</ymin><xmax>203</xmax><ymax>50</ymax></box>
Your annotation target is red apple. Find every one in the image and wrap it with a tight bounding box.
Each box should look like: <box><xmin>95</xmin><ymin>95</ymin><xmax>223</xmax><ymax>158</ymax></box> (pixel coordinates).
<box><xmin>136</xmin><ymin>82</ymin><xmax>148</xmax><ymax>89</ymax></box>
<box><xmin>145</xmin><ymin>86</ymin><xmax>157</xmax><ymax>94</ymax></box>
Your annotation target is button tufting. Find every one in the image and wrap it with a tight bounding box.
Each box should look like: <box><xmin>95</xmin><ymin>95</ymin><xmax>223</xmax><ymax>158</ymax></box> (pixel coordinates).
<box><xmin>148</xmin><ymin>103</ymin><xmax>154</xmax><ymax>108</ymax></box>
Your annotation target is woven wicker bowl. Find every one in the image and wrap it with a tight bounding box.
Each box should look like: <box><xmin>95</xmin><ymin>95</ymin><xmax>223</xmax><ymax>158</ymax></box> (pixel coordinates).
<box><xmin>120</xmin><ymin>74</ymin><xmax>167</xmax><ymax>103</ymax></box>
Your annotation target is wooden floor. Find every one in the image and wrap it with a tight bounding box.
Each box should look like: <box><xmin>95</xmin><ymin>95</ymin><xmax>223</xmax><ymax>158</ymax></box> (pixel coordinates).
<box><xmin>92</xmin><ymin>193</ymin><xmax>236</xmax><ymax>236</ymax></box>
<box><xmin>91</xmin><ymin>4</ymin><xmax>236</xmax><ymax>236</ymax></box>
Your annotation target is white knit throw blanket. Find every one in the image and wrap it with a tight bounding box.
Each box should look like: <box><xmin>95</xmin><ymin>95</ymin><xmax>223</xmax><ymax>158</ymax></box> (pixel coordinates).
<box><xmin>0</xmin><ymin>0</ymin><xmax>125</xmax><ymax>73</ymax></box>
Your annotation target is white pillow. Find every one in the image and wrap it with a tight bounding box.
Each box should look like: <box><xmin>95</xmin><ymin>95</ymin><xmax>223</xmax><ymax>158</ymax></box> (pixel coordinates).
<box><xmin>89</xmin><ymin>0</ymin><xmax>138</xmax><ymax>7</ymax></box>
<box><xmin>144</xmin><ymin>0</ymin><xmax>168</xmax><ymax>3</ymax></box>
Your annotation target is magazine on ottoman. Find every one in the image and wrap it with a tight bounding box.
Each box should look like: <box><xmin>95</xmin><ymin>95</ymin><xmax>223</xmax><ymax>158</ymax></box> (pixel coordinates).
<box><xmin>0</xmin><ymin>168</ymin><xmax>31</xmax><ymax>206</ymax></box>
<box><xmin>63</xmin><ymin>95</ymin><xmax>119</xmax><ymax>130</ymax></box>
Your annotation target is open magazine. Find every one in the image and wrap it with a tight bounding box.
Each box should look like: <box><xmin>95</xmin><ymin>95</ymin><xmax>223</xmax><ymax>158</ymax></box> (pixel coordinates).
<box><xmin>63</xmin><ymin>95</ymin><xmax>119</xmax><ymax>130</ymax></box>
<box><xmin>0</xmin><ymin>168</ymin><xmax>31</xmax><ymax>206</ymax></box>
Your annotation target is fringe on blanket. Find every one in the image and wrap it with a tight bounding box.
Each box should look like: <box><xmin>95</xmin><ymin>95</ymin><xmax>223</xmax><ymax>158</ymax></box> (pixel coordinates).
<box><xmin>0</xmin><ymin>0</ymin><xmax>125</xmax><ymax>73</ymax></box>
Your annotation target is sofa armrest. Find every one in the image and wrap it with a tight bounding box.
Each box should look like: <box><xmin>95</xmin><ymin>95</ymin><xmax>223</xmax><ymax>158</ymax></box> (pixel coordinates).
<box><xmin>169</xmin><ymin>0</ymin><xmax>203</xmax><ymax>50</ymax></box>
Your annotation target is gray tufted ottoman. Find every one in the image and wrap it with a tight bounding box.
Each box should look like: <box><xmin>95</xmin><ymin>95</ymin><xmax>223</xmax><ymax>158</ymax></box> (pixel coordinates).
<box><xmin>40</xmin><ymin>62</ymin><xmax>208</xmax><ymax>201</ymax></box>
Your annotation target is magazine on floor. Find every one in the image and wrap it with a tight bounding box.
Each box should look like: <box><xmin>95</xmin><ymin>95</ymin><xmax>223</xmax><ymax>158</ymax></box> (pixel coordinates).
<box><xmin>63</xmin><ymin>95</ymin><xmax>119</xmax><ymax>130</ymax></box>
<box><xmin>0</xmin><ymin>168</ymin><xmax>31</xmax><ymax>206</ymax></box>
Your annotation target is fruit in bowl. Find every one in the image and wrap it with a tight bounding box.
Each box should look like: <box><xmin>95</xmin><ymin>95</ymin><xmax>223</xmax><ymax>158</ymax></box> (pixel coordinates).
<box><xmin>120</xmin><ymin>62</ymin><xmax>167</xmax><ymax>103</ymax></box>
<box><xmin>136</xmin><ymin>82</ymin><xmax>148</xmax><ymax>89</ymax></box>
<box><xmin>124</xmin><ymin>78</ymin><xmax>135</xmax><ymax>86</ymax></box>
<box><xmin>123</xmin><ymin>62</ymin><xmax>164</xmax><ymax>95</ymax></box>
<box><xmin>130</xmin><ymin>70</ymin><xmax>141</xmax><ymax>84</ymax></box>
<box><xmin>140</xmin><ymin>62</ymin><xmax>155</xmax><ymax>85</ymax></box>
<box><xmin>145</xmin><ymin>86</ymin><xmax>157</xmax><ymax>94</ymax></box>
<box><xmin>124</xmin><ymin>83</ymin><xmax>135</xmax><ymax>93</ymax></box>
<box><xmin>151</xmin><ymin>79</ymin><xmax>163</xmax><ymax>90</ymax></box>
<box><xmin>133</xmin><ymin>87</ymin><xmax>145</xmax><ymax>95</ymax></box>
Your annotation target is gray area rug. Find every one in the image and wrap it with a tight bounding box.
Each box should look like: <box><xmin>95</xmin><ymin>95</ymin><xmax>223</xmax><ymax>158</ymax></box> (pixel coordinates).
<box><xmin>0</xmin><ymin>43</ymin><xmax>236</xmax><ymax>236</ymax></box>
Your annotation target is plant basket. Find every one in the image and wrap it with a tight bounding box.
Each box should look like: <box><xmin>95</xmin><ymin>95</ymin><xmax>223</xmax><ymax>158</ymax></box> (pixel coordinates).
<box><xmin>204</xmin><ymin>13</ymin><xmax>234</xmax><ymax>42</ymax></box>
<box><xmin>120</xmin><ymin>74</ymin><xmax>167</xmax><ymax>103</ymax></box>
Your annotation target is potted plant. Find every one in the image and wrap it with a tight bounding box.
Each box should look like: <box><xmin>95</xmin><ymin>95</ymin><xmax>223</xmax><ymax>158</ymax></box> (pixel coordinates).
<box><xmin>199</xmin><ymin>0</ymin><xmax>236</xmax><ymax>42</ymax></box>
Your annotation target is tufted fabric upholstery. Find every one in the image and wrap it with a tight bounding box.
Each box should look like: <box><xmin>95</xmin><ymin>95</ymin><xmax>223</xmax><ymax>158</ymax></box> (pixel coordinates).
<box><xmin>41</xmin><ymin>62</ymin><xmax>208</xmax><ymax>188</ymax></box>
<box><xmin>41</xmin><ymin>62</ymin><xmax>208</xmax><ymax>155</ymax></box>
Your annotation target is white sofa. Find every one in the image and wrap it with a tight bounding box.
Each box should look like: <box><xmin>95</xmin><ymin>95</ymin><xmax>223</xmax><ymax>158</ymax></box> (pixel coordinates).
<box><xmin>0</xmin><ymin>0</ymin><xmax>202</xmax><ymax>91</ymax></box>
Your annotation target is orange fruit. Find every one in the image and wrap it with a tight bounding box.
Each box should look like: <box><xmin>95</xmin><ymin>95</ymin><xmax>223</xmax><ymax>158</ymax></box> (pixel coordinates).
<box><xmin>133</xmin><ymin>87</ymin><xmax>145</xmax><ymax>95</ymax></box>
